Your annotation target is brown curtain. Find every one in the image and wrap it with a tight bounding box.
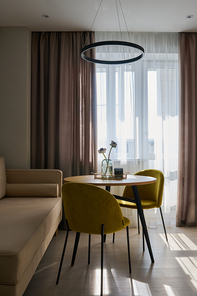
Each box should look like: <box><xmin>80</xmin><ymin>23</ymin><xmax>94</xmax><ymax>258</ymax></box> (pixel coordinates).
<box><xmin>177</xmin><ymin>33</ymin><xmax>197</xmax><ymax>226</ymax></box>
<box><xmin>31</xmin><ymin>32</ymin><xmax>97</xmax><ymax>177</ymax></box>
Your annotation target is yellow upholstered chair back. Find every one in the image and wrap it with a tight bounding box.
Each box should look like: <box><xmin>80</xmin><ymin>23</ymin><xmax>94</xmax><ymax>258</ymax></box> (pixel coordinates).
<box><xmin>62</xmin><ymin>182</ymin><xmax>127</xmax><ymax>235</ymax></box>
<box><xmin>123</xmin><ymin>169</ymin><xmax>164</xmax><ymax>208</ymax></box>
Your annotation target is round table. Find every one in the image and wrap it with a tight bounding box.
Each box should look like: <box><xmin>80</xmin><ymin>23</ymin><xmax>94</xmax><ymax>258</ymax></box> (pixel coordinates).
<box><xmin>64</xmin><ymin>174</ymin><xmax>156</xmax><ymax>186</ymax></box>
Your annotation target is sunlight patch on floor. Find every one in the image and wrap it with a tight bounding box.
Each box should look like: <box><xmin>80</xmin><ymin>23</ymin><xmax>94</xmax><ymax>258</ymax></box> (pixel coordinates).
<box><xmin>132</xmin><ymin>279</ymin><xmax>152</xmax><ymax>296</ymax></box>
<box><xmin>94</xmin><ymin>269</ymin><xmax>109</xmax><ymax>295</ymax></box>
<box><xmin>177</xmin><ymin>234</ymin><xmax>197</xmax><ymax>250</ymax></box>
<box><xmin>111</xmin><ymin>268</ymin><xmax>134</xmax><ymax>294</ymax></box>
<box><xmin>160</xmin><ymin>233</ymin><xmax>197</xmax><ymax>250</ymax></box>
<box><xmin>35</xmin><ymin>262</ymin><xmax>58</xmax><ymax>274</ymax></box>
<box><xmin>176</xmin><ymin>257</ymin><xmax>197</xmax><ymax>290</ymax></box>
<box><xmin>164</xmin><ymin>284</ymin><xmax>177</xmax><ymax>296</ymax></box>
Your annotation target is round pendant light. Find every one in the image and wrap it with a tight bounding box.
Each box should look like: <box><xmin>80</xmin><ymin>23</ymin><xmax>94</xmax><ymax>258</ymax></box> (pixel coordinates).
<box><xmin>81</xmin><ymin>40</ymin><xmax>144</xmax><ymax>65</ymax></box>
<box><xmin>81</xmin><ymin>0</ymin><xmax>145</xmax><ymax>65</ymax></box>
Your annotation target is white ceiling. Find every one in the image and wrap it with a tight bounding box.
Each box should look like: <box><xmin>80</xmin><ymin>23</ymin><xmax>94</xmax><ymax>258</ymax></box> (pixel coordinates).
<box><xmin>0</xmin><ymin>0</ymin><xmax>197</xmax><ymax>32</ymax></box>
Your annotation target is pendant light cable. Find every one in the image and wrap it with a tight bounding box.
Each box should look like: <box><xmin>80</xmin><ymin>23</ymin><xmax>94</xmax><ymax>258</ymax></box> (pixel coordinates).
<box><xmin>83</xmin><ymin>0</ymin><xmax>103</xmax><ymax>47</ymax></box>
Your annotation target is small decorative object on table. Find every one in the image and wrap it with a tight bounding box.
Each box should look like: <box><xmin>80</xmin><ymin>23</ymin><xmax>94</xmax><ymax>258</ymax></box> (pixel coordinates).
<box><xmin>114</xmin><ymin>168</ymin><xmax>123</xmax><ymax>179</ymax></box>
<box><xmin>101</xmin><ymin>158</ymin><xmax>113</xmax><ymax>179</ymax></box>
<box><xmin>98</xmin><ymin>141</ymin><xmax>117</xmax><ymax>179</ymax></box>
<box><xmin>92</xmin><ymin>172</ymin><xmax>128</xmax><ymax>180</ymax></box>
<box><xmin>94</xmin><ymin>141</ymin><xmax>128</xmax><ymax>180</ymax></box>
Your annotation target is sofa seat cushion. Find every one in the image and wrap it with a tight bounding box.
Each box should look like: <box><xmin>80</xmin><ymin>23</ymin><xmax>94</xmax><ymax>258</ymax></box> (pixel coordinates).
<box><xmin>0</xmin><ymin>197</ymin><xmax>62</xmax><ymax>284</ymax></box>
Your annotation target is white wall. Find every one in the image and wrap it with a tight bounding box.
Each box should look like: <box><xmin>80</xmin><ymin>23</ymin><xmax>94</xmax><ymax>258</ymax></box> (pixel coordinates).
<box><xmin>0</xmin><ymin>27</ymin><xmax>31</xmax><ymax>169</ymax></box>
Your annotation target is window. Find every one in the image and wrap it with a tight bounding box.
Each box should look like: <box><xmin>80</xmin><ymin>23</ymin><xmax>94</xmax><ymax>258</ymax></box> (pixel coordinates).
<box><xmin>96</xmin><ymin>60</ymin><xmax>178</xmax><ymax>167</ymax></box>
<box><xmin>95</xmin><ymin>32</ymin><xmax>179</xmax><ymax>225</ymax></box>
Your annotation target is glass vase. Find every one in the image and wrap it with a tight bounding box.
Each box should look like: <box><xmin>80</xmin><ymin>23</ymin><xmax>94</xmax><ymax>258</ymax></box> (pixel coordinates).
<box><xmin>101</xmin><ymin>159</ymin><xmax>113</xmax><ymax>179</ymax></box>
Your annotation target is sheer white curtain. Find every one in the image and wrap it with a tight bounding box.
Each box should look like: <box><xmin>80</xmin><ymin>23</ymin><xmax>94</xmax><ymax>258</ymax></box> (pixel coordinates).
<box><xmin>95</xmin><ymin>32</ymin><xmax>179</xmax><ymax>227</ymax></box>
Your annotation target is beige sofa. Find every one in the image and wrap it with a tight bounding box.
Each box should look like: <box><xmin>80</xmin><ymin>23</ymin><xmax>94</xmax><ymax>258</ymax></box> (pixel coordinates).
<box><xmin>0</xmin><ymin>157</ymin><xmax>63</xmax><ymax>296</ymax></box>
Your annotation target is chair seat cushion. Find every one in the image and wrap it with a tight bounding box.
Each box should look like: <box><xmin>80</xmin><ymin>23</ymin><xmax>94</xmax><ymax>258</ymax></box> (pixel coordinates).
<box><xmin>0</xmin><ymin>197</ymin><xmax>62</xmax><ymax>284</ymax></box>
<box><xmin>118</xmin><ymin>199</ymin><xmax>157</xmax><ymax>209</ymax></box>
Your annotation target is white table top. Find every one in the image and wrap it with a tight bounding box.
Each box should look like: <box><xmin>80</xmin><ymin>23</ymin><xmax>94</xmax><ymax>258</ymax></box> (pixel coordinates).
<box><xmin>64</xmin><ymin>174</ymin><xmax>156</xmax><ymax>186</ymax></box>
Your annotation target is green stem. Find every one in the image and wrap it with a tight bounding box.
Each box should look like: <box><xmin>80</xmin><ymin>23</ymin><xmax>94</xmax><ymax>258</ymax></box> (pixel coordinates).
<box><xmin>102</xmin><ymin>153</ymin><xmax>113</xmax><ymax>177</ymax></box>
<box><xmin>108</xmin><ymin>146</ymin><xmax>113</xmax><ymax>160</ymax></box>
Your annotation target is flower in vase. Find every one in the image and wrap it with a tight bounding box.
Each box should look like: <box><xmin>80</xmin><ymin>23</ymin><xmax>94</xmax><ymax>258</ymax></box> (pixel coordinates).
<box><xmin>98</xmin><ymin>141</ymin><xmax>117</xmax><ymax>177</ymax></box>
<box><xmin>98</xmin><ymin>148</ymin><xmax>107</xmax><ymax>154</ymax></box>
<box><xmin>110</xmin><ymin>140</ymin><xmax>117</xmax><ymax>148</ymax></box>
<box><xmin>108</xmin><ymin>141</ymin><xmax>117</xmax><ymax>159</ymax></box>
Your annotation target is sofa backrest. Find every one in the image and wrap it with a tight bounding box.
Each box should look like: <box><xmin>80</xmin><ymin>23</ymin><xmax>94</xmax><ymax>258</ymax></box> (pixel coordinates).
<box><xmin>6</xmin><ymin>183</ymin><xmax>59</xmax><ymax>197</ymax></box>
<box><xmin>0</xmin><ymin>157</ymin><xmax>6</xmax><ymax>199</ymax></box>
<box><xmin>6</xmin><ymin>169</ymin><xmax>63</xmax><ymax>198</ymax></box>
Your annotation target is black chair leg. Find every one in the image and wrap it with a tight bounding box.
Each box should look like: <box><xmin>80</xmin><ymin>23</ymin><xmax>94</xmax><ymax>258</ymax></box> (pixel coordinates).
<box><xmin>159</xmin><ymin>207</ymin><xmax>168</xmax><ymax>242</ymax></box>
<box><xmin>88</xmin><ymin>234</ymin><xmax>91</xmax><ymax>264</ymax></box>
<box><xmin>113</xmin><ymin>233</ymin><xmax>115</xmax><ymax>243</ymax></box>
<box><xmin>104</xmin><ymin>186</ymin><xmax>110</xmax><ymax>245</ymax></box>
<box><xmin>137</xmin><ymin>211</ymin><xmax>140</xmax><ymax>234</ymax></box>
<box><xmin>141</xmin><ymin>208</ymin><xmax>145</xmax><ymax>251</ymax></box>
<box><xmin>142</xmin><ymin>227</ymin><xmax>145</xmax><ymax>252</ymax></box>
<box><xmin>56</xmin><ymin>220</ymin><xmax>70</xmax><ymax>285</ymax></box>
<box><xmin>126</xmin><ymin>226</ymin><xmax>131</xmax><ymax>274</ymax></box>
<box><xmin>71</xmin><ymin>232</ymin><xmax>80</xmax><ymax>266</ymax></box>
<box><xmin>101</xmin><ymin>224</ymin><xmax>104</xmax><ymax>296</ymax></box>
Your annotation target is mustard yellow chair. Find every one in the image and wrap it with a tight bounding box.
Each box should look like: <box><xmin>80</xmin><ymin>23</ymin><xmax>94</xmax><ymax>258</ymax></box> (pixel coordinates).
<box><xmin>117</xmin><ymin>169</ymin><xmax>167</xmax><ymax>248</ymax></box>
<box><xmin>56</xmin><ymin>182</ymin><xmax>131</xmax><ymax>296</ymax></box>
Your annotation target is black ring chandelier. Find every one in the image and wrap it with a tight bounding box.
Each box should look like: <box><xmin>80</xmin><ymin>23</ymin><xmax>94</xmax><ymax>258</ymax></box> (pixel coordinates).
<box><xmin>81</xmin><ymin>40</ymin><xmax>144</xmax><ymax>65</ymax></box>
<box><xmin>81</xmin><ymin>0</ymin><xmax>145</xmax><ymax>65</ymax></box>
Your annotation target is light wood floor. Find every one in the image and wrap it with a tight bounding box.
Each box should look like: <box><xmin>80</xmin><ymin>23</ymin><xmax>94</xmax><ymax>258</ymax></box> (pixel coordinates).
<box><xmin>24</xmin><ymin>225</ymin><xmax>197</xmax><ymax>296</ymax></box>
